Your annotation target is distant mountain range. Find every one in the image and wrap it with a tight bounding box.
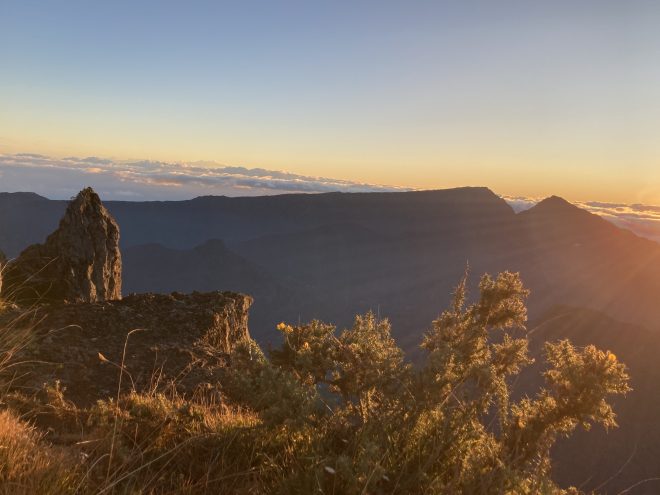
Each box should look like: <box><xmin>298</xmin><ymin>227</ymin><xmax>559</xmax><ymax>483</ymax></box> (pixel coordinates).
<box><xmin>2</xmin><ymin>187</ymin><xmax>659</xmax><ymax>342</ymax></box>
<box><xmin>2</xmin><ymin>187</ymin><xmax>660</xmax><ymax>492</ymax></box>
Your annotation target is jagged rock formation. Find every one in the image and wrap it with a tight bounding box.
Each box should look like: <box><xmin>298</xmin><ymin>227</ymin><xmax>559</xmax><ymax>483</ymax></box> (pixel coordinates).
<box><xmin>3</xmin><ymin>291</ymin><xmax>252</xmax><ymax>406</ymax></box>
<box><xmin>2</xmin><ymin>188</ymin><xmax>121</xmax><ymax>304</ymax></box>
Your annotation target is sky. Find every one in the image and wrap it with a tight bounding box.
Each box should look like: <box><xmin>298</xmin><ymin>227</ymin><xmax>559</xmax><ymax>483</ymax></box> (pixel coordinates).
<box><xmin>1</xmin><ymin>0</ymin><xmax>659</xmax><ymax>204</ymax></box>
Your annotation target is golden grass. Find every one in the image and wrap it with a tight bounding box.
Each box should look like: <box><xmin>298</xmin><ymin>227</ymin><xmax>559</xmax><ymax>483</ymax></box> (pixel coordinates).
<box><xmin>0</xmin><ymin>409</ymin><xmax>78</xmax><ymax>495</ymax></box>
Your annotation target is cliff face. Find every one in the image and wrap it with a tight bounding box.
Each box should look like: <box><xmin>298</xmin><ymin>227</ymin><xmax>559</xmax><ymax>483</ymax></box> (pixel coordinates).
<box><xmin>4</xmin><ymin>291</ymin><xmax>252</xmax><ymax>406</ymax></box>
<box><xmin>2</xmin><ymin>187</ymin><xmax>122</xmax><ymax>304</ymax></box>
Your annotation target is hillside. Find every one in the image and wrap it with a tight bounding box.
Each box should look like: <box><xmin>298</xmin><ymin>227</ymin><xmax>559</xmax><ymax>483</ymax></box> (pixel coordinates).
<box><xmin>2</xmin><ymin>187</ymin><xmax>660</xmax><ymax>348</ymax></box>
<box><xmin>524</xmin><ymin>307</ymin><xmax>660</xmax><ymax>494</ymax></box>
<box><xmin>122</xmin><ymin>240</ymin><xmax>293</xmax><ymax>341</ymax></box>
<box><xmin>0</xmin><ymin>187</ymin><xmax>516</xmax><ymax>254</ymax></box>
<box><xmin>519</xmin><ymin>197</ymin><xmax>660</xmax><ymax>329</ymax></box>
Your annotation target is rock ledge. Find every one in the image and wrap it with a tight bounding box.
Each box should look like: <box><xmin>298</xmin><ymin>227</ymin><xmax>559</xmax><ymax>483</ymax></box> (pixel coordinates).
<box><xmin>4</xmin><ymin>291</ymin><xmax>252</xmax><ymax>405</ymax></box>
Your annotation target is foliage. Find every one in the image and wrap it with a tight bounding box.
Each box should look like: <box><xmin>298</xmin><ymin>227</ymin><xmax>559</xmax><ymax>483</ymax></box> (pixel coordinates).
<box><xmin>0</xmin><ymin>271</ymin><xmax>630</xmax><ymax>494</ymax></box>
<box><xmin>220</xmin><ymin>270</ymin><xmax>630</xmax><ymax>494</ymax></box>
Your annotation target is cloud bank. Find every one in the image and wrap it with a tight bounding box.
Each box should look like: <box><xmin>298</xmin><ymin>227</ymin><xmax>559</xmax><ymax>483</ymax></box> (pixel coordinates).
<box><xmin>1</xmin><ymin>153</ymin><xmax>658</xmax><ymax>244</ymax></box>
<box><xmin>502</xmin><ymin>195</ymin><xmax>660</xmax><ymax>243</ymax></box>
<box><xmin>0</xmin><ymin>153</ymin><xmax>409</xmax><ymax>200</ymax></box>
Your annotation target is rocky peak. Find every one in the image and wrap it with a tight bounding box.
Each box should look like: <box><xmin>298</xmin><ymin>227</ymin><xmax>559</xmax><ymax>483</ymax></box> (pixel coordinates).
<box><xmin>526</xmin><ymin>195</ymin><xmax>577</xmax><ymax>214</ymax></box>
<box><xmin>2</xmin><ymin>187</ymin><xmax>121</xmax><ymax>304</ymax></box>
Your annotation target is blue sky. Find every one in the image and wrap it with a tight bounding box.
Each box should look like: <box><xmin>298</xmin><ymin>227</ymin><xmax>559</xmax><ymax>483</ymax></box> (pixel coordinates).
<box><xmin>1</xmin><ymin>1</ymin><xmax>659</xmax><ymax>203</ymax></box>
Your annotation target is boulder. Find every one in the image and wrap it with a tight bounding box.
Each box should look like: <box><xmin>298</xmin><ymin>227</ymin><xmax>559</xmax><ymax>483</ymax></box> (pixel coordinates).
<box><xmin>3</xmin><ymin>188</ymin><xmax>121</xmax><ymax>304</ymax></box>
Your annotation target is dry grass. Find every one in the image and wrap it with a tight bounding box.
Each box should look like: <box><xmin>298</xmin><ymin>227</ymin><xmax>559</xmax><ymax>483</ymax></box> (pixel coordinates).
<box><xmin>0</xmin><ymin>285</ymin><xmax>81</xmax><ymax>494</ymax></box>
<box><xmin>0</xmin><ymin>304</ymin><xmax>289</xmax><ymax>495</ymax></box>
<box><xmin>0</xmin><ymin>409</ymin><xmax>78</xmax><ymax>494</ymax></box>
<box><xmin>83</xmin><ymin>390</ymin><xmax>265</xmax><ymax>494</ymax></box>
<box><xmin>3</xmin><ymin>381</ymin><xmax>290</xmax><ymax>494</ymax></box>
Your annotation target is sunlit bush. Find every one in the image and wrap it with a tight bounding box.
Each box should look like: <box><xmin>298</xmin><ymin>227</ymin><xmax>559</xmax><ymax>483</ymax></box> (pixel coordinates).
<box><xmin>222</xmin><ymin>271</ymin><xmax>629</xmax><ymax>494</ymax></box>
<box><xmin>0</xmin><ymin>271</ymin><xmax>629</xmax><ymax>494</ymax></box>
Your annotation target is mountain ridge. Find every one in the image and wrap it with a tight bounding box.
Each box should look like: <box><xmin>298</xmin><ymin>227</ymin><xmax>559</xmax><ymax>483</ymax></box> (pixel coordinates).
<box><xmin>2</xmin><ymin>188</ymin><xmax>658</xmax><ymax>338</ymax></box>
<box><xmin>2</xmin><ymin>186</ymin><xmax>660</xmax><ymax>492</ymax></box>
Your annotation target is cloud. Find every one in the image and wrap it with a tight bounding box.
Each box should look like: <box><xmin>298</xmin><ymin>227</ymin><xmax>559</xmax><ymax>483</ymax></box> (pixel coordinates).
<box><xmin>0</xmin><ymin>153</ymin><xmax>410</xmax><ymax>200</ymax></box>
<box><xmin>502</xmin><ymin>195</ymin><xmax>660</xmax><ymax>243</ymax></box>
<box><xmin>500</xmin><ymin>196</ymin><xmax>539</xmax><ymax>213</ymax></box>
<box><xmin>3</xmin><ymin>152</ymin><xmax>657</xmax><ymax>244</ymax></box>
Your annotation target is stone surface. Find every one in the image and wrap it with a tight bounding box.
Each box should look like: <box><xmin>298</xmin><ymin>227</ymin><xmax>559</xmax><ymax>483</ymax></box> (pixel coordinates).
<box><xmin>2</xmin><ymin>188</ymin><xmax>121</xmax><ymax>304</ymax></box>
<box><xmin>3</xmin><ymin>291</ymin><xmax>252</xmax><ymax>406</ymax></box>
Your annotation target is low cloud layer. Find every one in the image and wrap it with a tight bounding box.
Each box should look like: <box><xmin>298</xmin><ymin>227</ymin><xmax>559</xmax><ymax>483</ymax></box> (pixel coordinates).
<box><xmin>2</xmin><ymin>153</ymin><xmax>658</xmax><ymax>244</ymax></box>
<box><xmin>503</xmin><ymin>195</ymin><xmax>660</xmax><ymax>243</ymax></box>
<box><xmin>0</xmin><ymin>153</ymin><xmax>408</xmax><ymax>200</ymax></box>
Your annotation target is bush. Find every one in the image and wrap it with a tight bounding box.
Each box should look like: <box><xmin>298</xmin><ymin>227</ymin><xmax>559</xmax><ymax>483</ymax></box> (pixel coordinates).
<box><xmin>222</xmin><ymin>271</ymin><xmax>630</xmax><ymax>494</ymax></box>
<box><xmin>0</xmin><ymin>270</ymin><xmax>630</xmax><ymax>494</ymax></box>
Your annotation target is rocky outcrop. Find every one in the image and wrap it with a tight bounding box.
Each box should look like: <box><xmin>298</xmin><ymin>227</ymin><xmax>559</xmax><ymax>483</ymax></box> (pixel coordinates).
<box><xmin>2</xmin><ymin>188</ymin><xmax>121</xmax><ymax>304</ymax></box>
<box><xmin>3</xmin><ymin>291</ymin><xmax>252</xmax><ymax>406</ymax></box>
<box><xmin>0</xmin><ymin>188</ymin><xmax>254</xmax><ymax>407</ymax></box>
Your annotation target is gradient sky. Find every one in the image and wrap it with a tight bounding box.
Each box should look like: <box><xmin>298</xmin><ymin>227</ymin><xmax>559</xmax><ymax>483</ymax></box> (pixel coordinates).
<box><xmin>1</xmin><ymin>0</ymin><xmax>659</xmax><ymax>203</ymax></box>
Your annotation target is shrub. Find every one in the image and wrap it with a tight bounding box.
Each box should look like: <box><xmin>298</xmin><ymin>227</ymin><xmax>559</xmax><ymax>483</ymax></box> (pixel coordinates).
<box><xmin>0</xmin><ymin>270</ymin><xmax>630</xmax><ymax>494</ymax></box>
<box><xmin>222</xmin><ymin>271</ymin><xmax>630</xmax><ymax>494</ymax></box>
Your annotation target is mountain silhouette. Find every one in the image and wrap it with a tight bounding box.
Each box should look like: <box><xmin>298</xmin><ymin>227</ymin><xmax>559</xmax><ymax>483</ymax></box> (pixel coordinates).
<box><xmin>2</xmin><ymin>187</ymin><xmax>658</xmax><ymax>342</ymax></box>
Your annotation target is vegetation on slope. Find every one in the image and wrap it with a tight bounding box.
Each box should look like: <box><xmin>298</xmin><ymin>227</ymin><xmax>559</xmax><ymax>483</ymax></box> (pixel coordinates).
<box><xmin>0</xmin><ymin>272</ymin><xmax>629</xmax><ymax>494</ymax></box>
